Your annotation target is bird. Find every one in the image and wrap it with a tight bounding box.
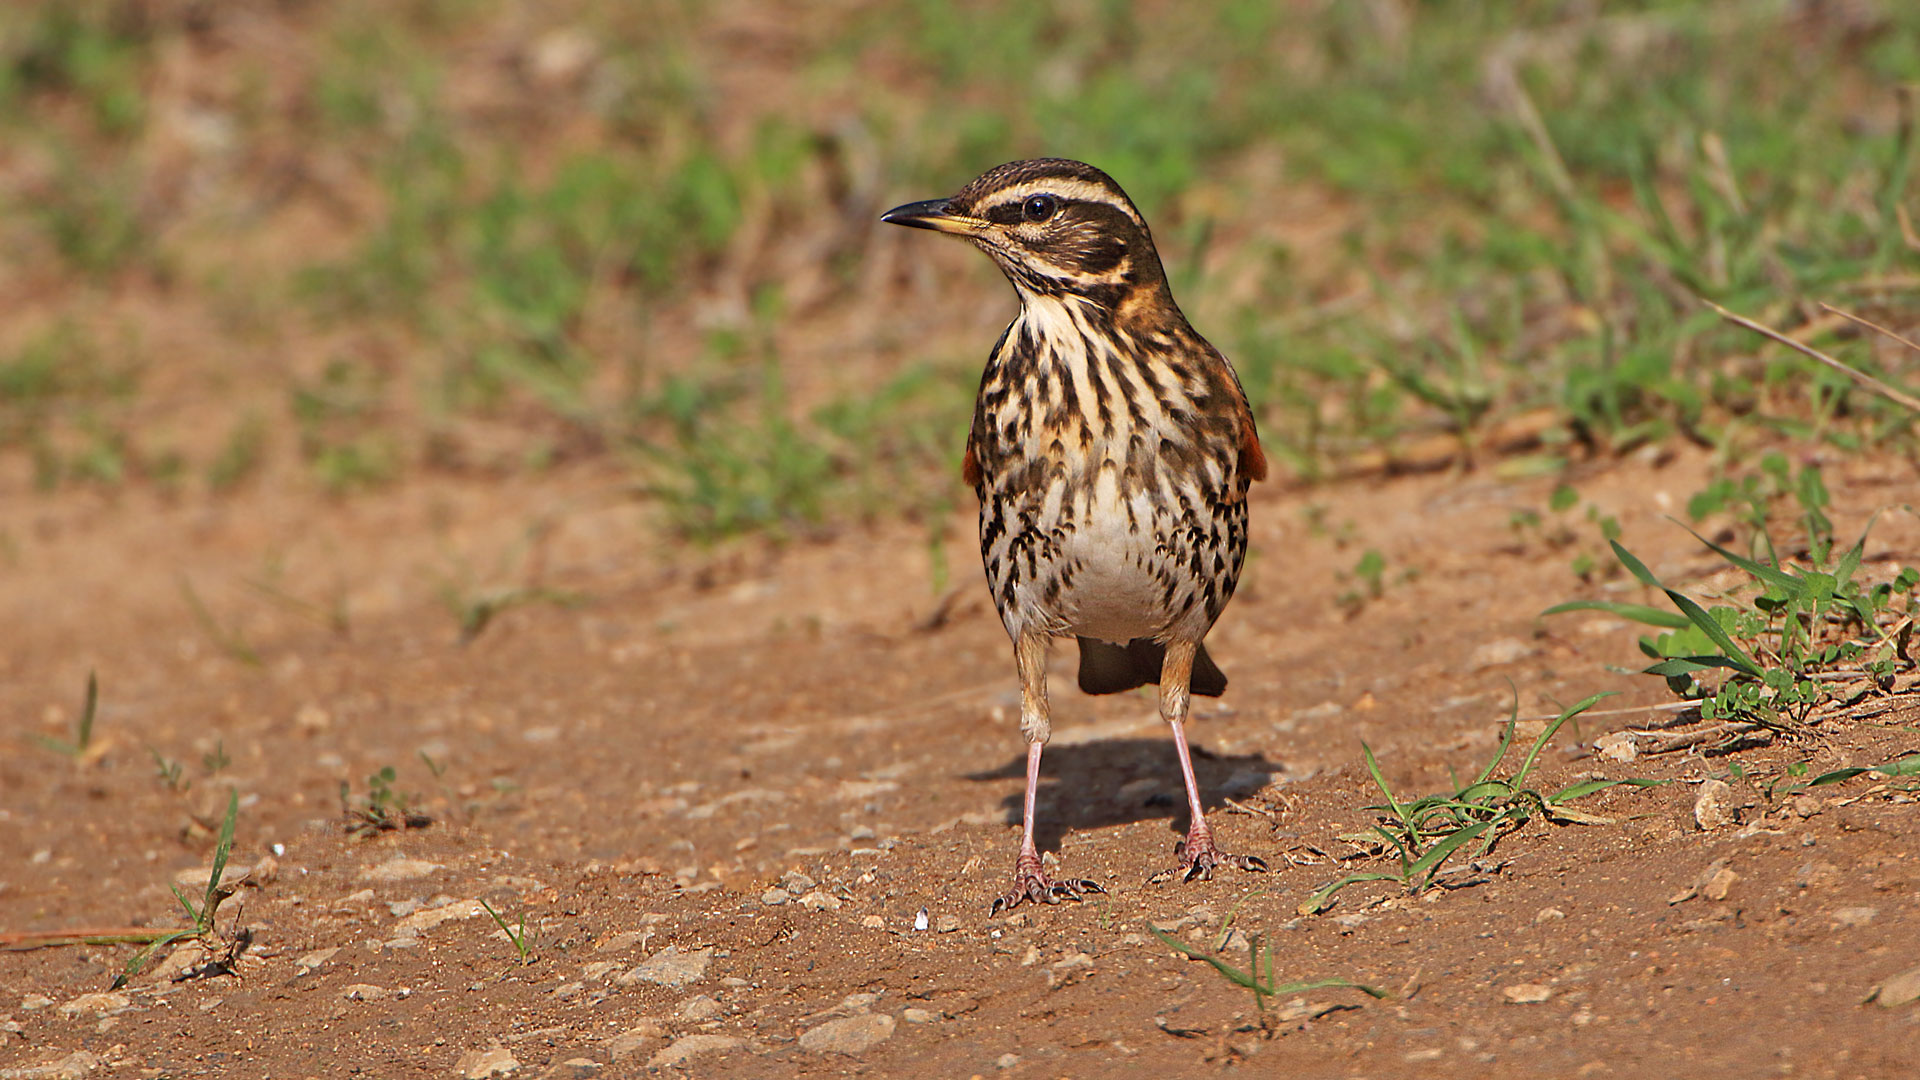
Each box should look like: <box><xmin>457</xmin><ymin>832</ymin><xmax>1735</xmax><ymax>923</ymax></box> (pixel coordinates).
<box><xmin>882</xmin><ymin>158</ymin><xmax>1270</xmax><ymax>914</ymax></box>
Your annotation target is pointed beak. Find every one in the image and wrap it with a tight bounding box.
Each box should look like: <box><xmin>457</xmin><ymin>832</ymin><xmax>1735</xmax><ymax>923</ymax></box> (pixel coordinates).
<box><xmin>880</xmin><ymin>198</ymin><xmax>980</xmax><ymax>236</ymax></box>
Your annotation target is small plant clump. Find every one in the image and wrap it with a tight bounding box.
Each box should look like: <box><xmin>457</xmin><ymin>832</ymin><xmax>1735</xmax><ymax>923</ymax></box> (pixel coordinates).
<box><xmin>1147</xmin><ymin>889</ymin><xmax>1384</xmax><ymax>1025</ymax></box>
<box><xmin>1548</xmin><ymin>507</ymin><xmax>1917</xmax><ymax>740</ymax></box>
<box><xmin>115</xmin><ymin>790</ymin><xmax>247</xmax><ymax>989</ymax></box>
<box><xmin>32</xmin><ymin>670</ymin><xmax>98</xmax><ymax>760</ymax></box>
<box><xmin>1299</xmin><ymin>694</ymin><xmax>1662</xmax><ymax>914</ymax></box>
<box><xmin>340</xmin><ymin>765</ymin><xmax>433</xmax><ymax>835</ymax></box>
<box><xmin>480</xmin><ymin>899</ymin><xmax>536</xmax><ymax>965</ymax></box>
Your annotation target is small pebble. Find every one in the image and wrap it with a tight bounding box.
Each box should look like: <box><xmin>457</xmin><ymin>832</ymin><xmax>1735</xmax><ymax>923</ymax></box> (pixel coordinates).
<box><xmin>604</xmin><ymin>1021</ymin><xmax>668</xmax><ymax>1062</ymax></box>
<box><xmin>1694</xmin><ymin>779</ymin><xmax>1737</xmax><ymax>831</ymax></box>
<box><xmin>1502</xmin><ymin>983</ymin><xmax>1554</xmax><ymax>1004</ymax></box>
<box><xmin>648</xmin><ymin>1035</ymin><xmax>745</xmax><ymax>1068</ymax></box>
<box><xmin>455</xmin><ymin>1045</ymin><xmax>518</xmax><ymax>1079</ymax></box>
<box><xmin>799</xmin><ymin>1013</ymin><xmax>896</xmax><ymax>1055</ymax></box>
<box><xmin>1831</xmin><ymin>906</ymin><xmax>1877</xmax><ymax>928</ymax></box>
<box><xmin>760</xmin><ymin>888</ymin><xmax>789</xmax><ymax>907</ymax></box>
<box><xmin>57</xmin><ymin>993</ymin><xmax>130</xmax><ymax>1017</ymax></box>
<box><xmin>358</xmin><ymin>857</ymin><xmax>443</xmax><ymax>883</ymax></box>
<box><xmin>679</xmin><ymin>994</ymin><xmax>723</xmax><ymax>1021</ymax></box>
<box><xmin>618</xmin><ymin>946</ymin><xmax>712</xmax><ymax>988</ymax></box>
<box><xmin>295</xmin><ymin>947</ymin><xmax>341</xmax><ymax>974</ymax></box>
<box><xmin>997</xmin><ymin>1052</ymin><xmax>1021</xmax><ymax>1069</ymax></box>
<box><xmin>1869</xmin><ymin>964</ymin><xmax>1920</xmax><ymax>1008</ymax></box>
<box><xmin>1048</xmin><ymin>952</ymin><xmax>1094</xmax><ymax>988</ymax></box>
<box><xmin>935</xmin><ymin>914</ymin><xmax>961</xmax><ymax>934</ymax></box>
<box><xmin>1702</xmin><ymin>865</ymin><xmax>1739</xmax><ymax>902</ymax></box>
<box><xmin>1594</xmin><ymin>731</ymin><xmax>1638</xmax><ymax>762</ymax></box>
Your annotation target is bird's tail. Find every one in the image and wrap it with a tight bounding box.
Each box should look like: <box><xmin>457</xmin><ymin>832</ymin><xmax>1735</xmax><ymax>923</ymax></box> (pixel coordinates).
<box><xmin>1075</xmin><ymin>637</ymin><xmax>1227</xmax><ymax>697</ymax></box>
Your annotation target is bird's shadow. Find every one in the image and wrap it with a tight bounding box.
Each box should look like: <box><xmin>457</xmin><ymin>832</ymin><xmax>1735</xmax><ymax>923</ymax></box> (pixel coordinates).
<box><xmin>964</xmin><ymin>736</ymin><xmax>1284</xmax><ymax>857</ymax></box>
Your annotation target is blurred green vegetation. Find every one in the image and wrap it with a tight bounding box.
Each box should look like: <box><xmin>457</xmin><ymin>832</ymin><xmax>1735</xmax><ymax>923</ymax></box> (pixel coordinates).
<box><xmin>0</xmin><ymin>0</ymin><xmax>1916</xmax><ymax>539</ymax></box>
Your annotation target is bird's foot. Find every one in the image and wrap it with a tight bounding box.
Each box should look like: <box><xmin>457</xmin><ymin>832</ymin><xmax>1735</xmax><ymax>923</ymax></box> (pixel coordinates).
<box><xmin>990</xmin><ymin>854</ymin><xmax>1105</xmax><ymax>916</ymax></box>
<box><xmin>1166</xmin><ymin>827</ymin><xmax>1269</xmax><ymax>883</ymax></box>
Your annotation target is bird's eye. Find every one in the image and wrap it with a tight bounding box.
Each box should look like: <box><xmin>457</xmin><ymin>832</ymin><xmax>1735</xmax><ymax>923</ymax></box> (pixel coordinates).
<box><xmin>1022</xmin><ymin>195</ymin><xmax>1057</xmax><ymax>223</ymax></box>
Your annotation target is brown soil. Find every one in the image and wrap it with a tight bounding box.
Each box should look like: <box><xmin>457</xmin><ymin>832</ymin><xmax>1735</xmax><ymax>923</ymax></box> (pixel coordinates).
<box><xmin>4</xmin><ymin>445</ymin><xmax>1919</xmax><ymax>1079</ymax></box>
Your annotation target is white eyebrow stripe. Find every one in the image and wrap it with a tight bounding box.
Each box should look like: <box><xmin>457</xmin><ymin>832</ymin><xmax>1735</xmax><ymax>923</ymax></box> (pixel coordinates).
<box><xmin>983</xmin><ymin>179</ymin><xmax>1144</xmax><ymax>227</ymax></box>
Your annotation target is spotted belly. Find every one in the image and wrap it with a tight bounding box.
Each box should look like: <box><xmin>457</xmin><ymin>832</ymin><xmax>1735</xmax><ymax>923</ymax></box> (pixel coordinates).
<box><xmin>979</xmin><ymin>463</ymin><xmax>1246</xmax><ymax>645</ymax></box>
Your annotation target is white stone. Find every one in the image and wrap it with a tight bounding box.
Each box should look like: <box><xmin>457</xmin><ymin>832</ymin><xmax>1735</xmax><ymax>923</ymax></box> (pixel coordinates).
<box><xmin>648</xmin><ymin>1035</ymin><xmax>744</xmax><ymax>1067</ymax></box>
<box><xmin>56</xmin><ymin>994</ymin><xmax>129</xmax><ymax>1018</ymax></box>
<box><xmin>396</xmin><ymin>899</ymin><xmax>486</xmax><ymax>933</ymax></box>
<box><xmin>359</xmin><ymin>857</ymin><xmax>444</xmax><ymax>883</ymax></box>
<box><xmin>619</xmin><ymin>946</ymin><xmax>712</xmax><ymax>988</ymax></box>
<box><xmin>799</xmin><ymin>1013</ymin><xmax>895</xmax><ymax>1055</ymax></box>
<box><xmin>1693</xmin><ymin>779</ymin><xmax>1737</xmax><ymax>830</ymax></box>
<box><xmin>455</xmin><ymin>1045</ymin><xmax>518</xmax><ymax>1078</ymax></box>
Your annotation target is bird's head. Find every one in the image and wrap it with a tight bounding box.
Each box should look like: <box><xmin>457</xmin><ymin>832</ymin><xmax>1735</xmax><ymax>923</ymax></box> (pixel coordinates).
<box><xmin>881</xmin><ymin>158</ymin><xmax>1170</xmax><ymax>307</ymax></box>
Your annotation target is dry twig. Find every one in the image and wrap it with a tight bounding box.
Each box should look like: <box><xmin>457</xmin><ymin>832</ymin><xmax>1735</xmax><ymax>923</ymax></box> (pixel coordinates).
<box><xmin>1704</xmin><ymin>299</ymin><xmax>1920</xmax><ymax>413</ymax></box>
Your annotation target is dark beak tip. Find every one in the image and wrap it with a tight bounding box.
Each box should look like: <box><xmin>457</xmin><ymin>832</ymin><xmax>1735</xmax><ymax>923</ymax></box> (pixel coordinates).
<box><xmin>880</xmin><ymin>198</ymin><xmax>952</xmax><ymax>228</ymax></box>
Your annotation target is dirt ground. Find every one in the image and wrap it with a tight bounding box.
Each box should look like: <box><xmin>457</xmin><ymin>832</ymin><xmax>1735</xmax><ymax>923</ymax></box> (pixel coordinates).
<box><xmin>2</xmin><ymin>441</ymin><xmax>1918</xmax><ymax>1079</ymax></box>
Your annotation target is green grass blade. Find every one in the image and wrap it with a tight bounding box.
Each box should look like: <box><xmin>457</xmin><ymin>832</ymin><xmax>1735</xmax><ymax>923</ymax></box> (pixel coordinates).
<box><xmin>1678</xmin><ymin>522</ymin><xmax>1804</xmax><ymax>592</ymax></box>
<box><xmin>201</xmin><ymin>789</ymin><xmax>239</xmax><ymax>929</ymax></box>
<box><xmin>1871</xmin><ymin>755</ymin><xmax>1920</xmax><ymax>777</ymax></box>
<box><xmin>77</xmin><ymin>671</ymin><xmax>97</xmax><ymax>751</ymax></box>
<box><xmin>1512</xmin><ymin>692</ymin><xmax>1613</xmax><ymax>788</ymax></box>
<box><xmin>1359</xmin><ymin>742</ymin><xmax>1409</xmax><ymax>829</ymax></box>
<box><xmin>1548</xmin><ymin>777</ymin><xmax>1667</xmax><ymax>803</ymax></box>
<box><xmin>1664</xmin><ymin>591</ymin><xmax>1762</xmax><ymax>676</ymax></box>
<box><xmin>30</xmin><ymin>733</ymin><xmax>77</xmax><ymax>756</ymax></box>
<box><xmin>1643</xmin><ymin>656</ymin><xmax>1752</xmax><ymax>676</ymax></box>
<box><xmin>1472</xmin><ymin>688</ymin><xmax>1520</xmax><ymax>788</ymax></box>
<box><xmin>1214</xmin><ymin>888</ymin><xmax>1269</xmax><ymax>951</ymax></box>
<box><xmin>1147</xmin><ymin>925</ymin><xmax>1386</xmax><ymax>1001</ymax></box>
<box><xmin>1452</xmin><ymin>781</ymin><xmax>1515</xmax><ymax>804</ymax></box>
<box><xmin>1266</xmin><ymin>976</ymin><xmax>1390</xmax><ymax>1000</ymax></box>
<box><xmin>111</xmin><ymin>930</ymin><xmax>188</xmax><ymax>991</ymax></box>
<box><xmin>168</xmin><ymin>882</ymin><xmax>201</xmax><ymax>925</ymax></box>
<box><xmin>1609</xmin><ymin>539</ymin><xmax>1664</xmax><ymax>589</ymax></box>
<box><xmin>1146</xmin><ymin>924</ymin><xmax>1257</xmax><ymax>988</ymax></box>
<box><xmin>1296</xmin><ymin>872</ymin><xmax>1402</xmax><ymax>915</ymax></box>
<box><xmin>1369</xmin><ymin>824</ymin><xmax>1415</xmax><ymax>871</ymax></box>
<box><xmin>1540</xmin><ymin>600</ymin><xmax>1692</xmax><ymax>629</ymax></box>
<box><xmin>1405</xmin><ymin>819</ymin><xmax>1492</xmax><ymax>887</ymax></box>
<box><xmin>1246</xmin><ymin>931</ymin><xmax>1266</xmax><ymax>1012</ymax></box>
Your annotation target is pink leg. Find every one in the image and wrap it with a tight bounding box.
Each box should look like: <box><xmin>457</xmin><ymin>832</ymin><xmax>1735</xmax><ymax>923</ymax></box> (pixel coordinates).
<box><xmin>1162</xmin><ymin>643</ymin><xmax>1268</xmax><ymax>882</ymax></box>
<box><xmin>993</xmin><ymin>740</ymin><xmax>1105</xmax><ymax>914</ymax></box>
<box><xmin>992</xmin><ymin>634</ymin><xmax>1105</xmax><ymax>915</ymax></box>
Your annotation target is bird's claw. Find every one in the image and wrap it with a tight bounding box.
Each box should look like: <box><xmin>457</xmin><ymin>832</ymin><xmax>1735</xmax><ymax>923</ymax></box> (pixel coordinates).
<box><xmin>990</xmin><ymin>867</ymin><xmax>1105</xmax><ymax>915</ymax></box>
<box><xmin>1170</xmin><ymin>834</ymin><xmax>1269</xmax><ymax>883</ymax></box>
